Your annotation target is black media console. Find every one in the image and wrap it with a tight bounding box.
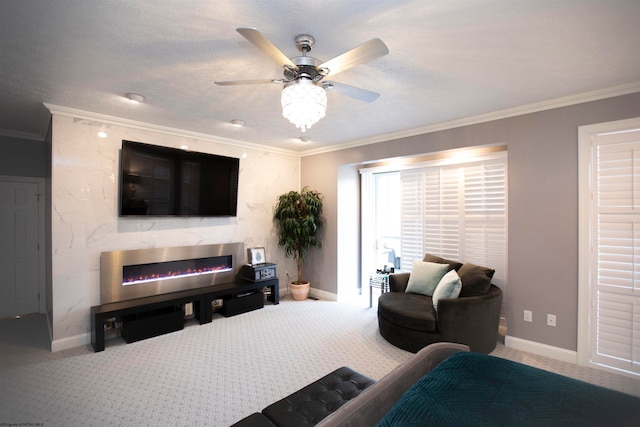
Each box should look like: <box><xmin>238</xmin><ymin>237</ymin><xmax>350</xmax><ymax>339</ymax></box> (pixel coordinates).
<box><xmin>90</xmin><ymin>278</ymin><xmax>278</xmax><ymax>352</ymax></box>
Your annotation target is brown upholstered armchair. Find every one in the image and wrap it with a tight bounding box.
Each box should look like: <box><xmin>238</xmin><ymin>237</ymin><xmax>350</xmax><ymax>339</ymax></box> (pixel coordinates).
<box><xmin>377</xmin><ymin>254</ymin><xmax>503</xmax><ymax>354</ymax></box>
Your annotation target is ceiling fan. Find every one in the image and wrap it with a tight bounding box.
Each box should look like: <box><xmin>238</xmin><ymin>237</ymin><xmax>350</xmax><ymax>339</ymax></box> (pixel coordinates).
<box><xmin>215</xmin><ymin>27</ymin><xmax>389</xmax><ymax>132</ymax></box>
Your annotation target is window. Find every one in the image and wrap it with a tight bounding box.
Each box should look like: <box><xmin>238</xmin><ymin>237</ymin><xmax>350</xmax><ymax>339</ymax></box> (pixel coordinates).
<box><xmin>361</xmin><ymin>149</ymin><xmax>507</xmax><ymax>294</ymax></box>
<box><xmin>400</xmin><ymin>155</ymin><xmax>507</xmax><ymax>290</ymax></box>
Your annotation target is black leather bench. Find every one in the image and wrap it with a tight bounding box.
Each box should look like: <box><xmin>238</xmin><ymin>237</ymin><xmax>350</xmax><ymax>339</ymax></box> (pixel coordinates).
<box><xmin>231</xmin><ymin>366</ymin><xmax>375</xmax><ymax>427</ymax></box>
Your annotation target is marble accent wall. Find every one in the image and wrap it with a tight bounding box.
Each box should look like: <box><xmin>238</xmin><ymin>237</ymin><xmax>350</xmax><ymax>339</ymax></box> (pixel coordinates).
<box><xmin>50</xmin><ymin>114</ymin><xmax>299</xmax><ymax>350</ymax></box>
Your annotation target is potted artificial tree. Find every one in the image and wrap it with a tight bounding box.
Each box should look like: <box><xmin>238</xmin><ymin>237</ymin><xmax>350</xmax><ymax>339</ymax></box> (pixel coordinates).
<box><xmin>274</xmin><ymin>187</ymin><xmax>324</xmax><ymax>300</ymax></box>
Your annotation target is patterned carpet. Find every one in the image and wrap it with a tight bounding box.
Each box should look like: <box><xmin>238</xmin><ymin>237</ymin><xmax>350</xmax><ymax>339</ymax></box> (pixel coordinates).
<box><xmin>1</xmin><ymin>296</ymin><xmax>638</xmax><ymax>426</ymax></box>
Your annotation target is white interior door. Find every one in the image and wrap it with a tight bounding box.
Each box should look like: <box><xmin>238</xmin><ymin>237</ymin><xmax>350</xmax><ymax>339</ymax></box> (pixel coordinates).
<box><xmin>0</xmin><ymin>178</ymin><xmax>41</xmax><ymax>318</ymax></box>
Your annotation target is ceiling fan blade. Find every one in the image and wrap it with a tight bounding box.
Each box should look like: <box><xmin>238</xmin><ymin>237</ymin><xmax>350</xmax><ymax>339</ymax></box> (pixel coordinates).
<box><xmin>236</xmin><ymin>27</ymin><xmax>298</xmax><ymax>70</ymax></box>
<box><xmin>323</xmin><ymin>81</ymin><xmax>380</xmax><ymax>103</ymax></box>
<box><xmin>318</xmin><ymin>38</ymin><xmax>389</xmax><ymax>76</ymax></box>
<box><xmin>215</xmin><ymin>79</ymin><xmax>284</xmax><ymax>86</ymax></box>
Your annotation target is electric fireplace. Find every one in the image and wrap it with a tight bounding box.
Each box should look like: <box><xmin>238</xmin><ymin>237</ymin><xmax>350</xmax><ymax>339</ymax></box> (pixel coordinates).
<box><xmin>100</xmin><ymin>243</ymin><xmax>244</xmax><ymax>304</ymax></box>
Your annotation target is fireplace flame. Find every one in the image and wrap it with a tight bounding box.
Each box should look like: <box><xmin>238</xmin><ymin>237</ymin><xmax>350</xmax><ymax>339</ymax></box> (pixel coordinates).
<box><xmin>124</xmin><ymin>265</ymin><xmax>232</xmax><ymax>286</ymax></box>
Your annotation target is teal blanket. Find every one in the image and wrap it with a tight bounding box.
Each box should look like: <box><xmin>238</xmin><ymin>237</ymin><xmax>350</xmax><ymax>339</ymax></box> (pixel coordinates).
<box><xmin>378</xmin><ymin>352</ymin><xmax>640</xmax><ymax>426</ymax></box>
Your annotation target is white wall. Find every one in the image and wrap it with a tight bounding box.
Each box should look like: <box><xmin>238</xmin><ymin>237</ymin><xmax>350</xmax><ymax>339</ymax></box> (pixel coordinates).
<box><xmin>50</xmin><ymin>113</ymin><xmax>299</xmax><ymax>351</ymax></box>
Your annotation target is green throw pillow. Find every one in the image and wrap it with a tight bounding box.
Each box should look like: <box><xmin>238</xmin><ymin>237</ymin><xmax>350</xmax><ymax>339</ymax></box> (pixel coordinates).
<box><xmin>432</xmin><ymin>269</ymin><xmax>462</xmax><ymax>311</ymax></box>
<box><xmin>405</xmin><ymin>260</ymin><xmax>449</xmax><ymax>296</ymax></box>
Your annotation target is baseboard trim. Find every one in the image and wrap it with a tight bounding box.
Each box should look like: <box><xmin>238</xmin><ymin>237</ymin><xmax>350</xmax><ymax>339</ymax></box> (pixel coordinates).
<box><xmin>51</xmin><ymin>332</ymin><xmax>90</xmax><ymax>352</ymax></box>
<box><xmin>309</xmin><ymin>287</ymin><xmax>337</xmax><ymax>301</ymax></box>
<box><xmin>505</xmin><ymin>335</ymin><xmax>577</xmax><ymax>364</ymax></box>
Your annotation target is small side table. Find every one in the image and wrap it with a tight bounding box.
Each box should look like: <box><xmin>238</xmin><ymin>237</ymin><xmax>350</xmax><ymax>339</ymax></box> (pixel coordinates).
<box><xmin>369</xmin><ymin>273</ymin><xmax>390</xmax><ymax>308</ymax></box>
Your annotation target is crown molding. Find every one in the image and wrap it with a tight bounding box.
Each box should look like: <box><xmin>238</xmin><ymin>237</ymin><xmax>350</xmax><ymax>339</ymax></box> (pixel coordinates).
<box><xmin>0</xmin><ymin>128</ymin><xmax>47</xmax><ymax>142</ymax></box>
<box><xmin>43</xmin><ymin>82</ymin><xmax>640</xmax><ymax>158</ymax></box>
<box><xmin>300</xmin><ymin>81</ymin><xmax>640</xmax><ymax>157</ymax></box>
<box><xmin>43</xmin><ymin>104</ymin><xmax>301</xmax><ymax>158</ymax></box>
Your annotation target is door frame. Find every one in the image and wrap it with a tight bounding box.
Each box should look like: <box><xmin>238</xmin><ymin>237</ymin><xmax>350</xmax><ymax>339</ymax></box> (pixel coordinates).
<box><xmin>0</xmin><ymin>175</ymin><xmax>46</xmax><ymax>315</ymax></box>
<box><xmin>577</xmin><ymin>117</ymin><xmax>640</xmax><ymax>376</ymax></box>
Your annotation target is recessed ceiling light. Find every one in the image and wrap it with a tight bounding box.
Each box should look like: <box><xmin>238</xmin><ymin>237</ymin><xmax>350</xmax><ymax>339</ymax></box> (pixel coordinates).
<box><xmin>124</xmin><ymin>93</ymin><xmax>145</xmax><ymax>103</ymax></box>
<box><xmin>97</xmin><ymin>131</ymin><xmax>108</xmax><ymax>138</ymax></box>
<box><xmin>231</xmin><ymin>119</ymin><xmax>245</xmax><ymax>127</ymax></box>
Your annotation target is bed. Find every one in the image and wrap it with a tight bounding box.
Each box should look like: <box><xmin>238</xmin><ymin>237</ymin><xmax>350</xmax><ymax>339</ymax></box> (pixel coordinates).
<box><xmin>377</xmin><ymin>351</ymin><xmax>640</xmax><ymax>426</ymax></box>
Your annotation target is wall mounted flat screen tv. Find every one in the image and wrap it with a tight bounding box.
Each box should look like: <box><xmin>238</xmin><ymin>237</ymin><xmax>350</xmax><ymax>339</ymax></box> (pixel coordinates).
<box><xmin>119</xmin><ymin>140</ymin><xmax>239</xmax><ymax>217</ymax></box>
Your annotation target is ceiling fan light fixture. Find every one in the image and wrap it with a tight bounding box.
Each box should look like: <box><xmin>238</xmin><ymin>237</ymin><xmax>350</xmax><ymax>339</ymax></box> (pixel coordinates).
<box><xmin>281</xmin><ymin>79</ymin><xmax>326</xmax><ymax>132</ymax></box>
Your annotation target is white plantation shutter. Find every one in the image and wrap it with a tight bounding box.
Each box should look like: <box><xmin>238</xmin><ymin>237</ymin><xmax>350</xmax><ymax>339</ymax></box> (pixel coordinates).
<box><xmin>591</xmin><ymin>130</ymin><xmax>640</xmax><ymax>374</ymax></box>
<box><xmin>400</xmin><ymin>169</ymin><xmax>424</xmax><ymax>271</ymax></box>
<box><xmin>463</xmin><ymin>161</ymin><xmax>507</xmax><ymax>288</ymax></box>
<box><xmin>400</xmin><ymin>155</ymin><xmax>507</xmax><ymax>290</ymax></box>
<box><xmin>424</xmin><ymin>166</ymin><xmax>460</xmax><ymax>261</ymax></box>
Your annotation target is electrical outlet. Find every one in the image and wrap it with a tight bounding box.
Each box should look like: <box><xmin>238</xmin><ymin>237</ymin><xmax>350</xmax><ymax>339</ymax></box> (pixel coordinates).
<box><xmin>524</xmin><ymin>310</ymin><xmax>532</xmax><ymax>322</ymax></box>
<box><xmin>547</xmin><ymin>314</ymin><xmax>556</xmax><ymax>327</ymax></box>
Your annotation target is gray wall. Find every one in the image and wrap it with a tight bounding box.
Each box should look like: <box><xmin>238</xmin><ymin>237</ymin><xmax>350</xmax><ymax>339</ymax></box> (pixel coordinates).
<box><xmin>300</xmin><ymin>92</ymin><xmax>640</xmax><ymax>351</ymax></box>
<box><xmin>0</xmin><ymin>135</ymin><xmax>47</xmax><ymax>178</ymax></box>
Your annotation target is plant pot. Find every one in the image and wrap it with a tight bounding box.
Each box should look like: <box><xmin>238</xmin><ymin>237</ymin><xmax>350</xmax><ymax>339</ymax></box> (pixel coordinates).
<box><xmin>290</xmin><ymin>281</ymin><xmax>310</xmax><ymax>301</ymax></box>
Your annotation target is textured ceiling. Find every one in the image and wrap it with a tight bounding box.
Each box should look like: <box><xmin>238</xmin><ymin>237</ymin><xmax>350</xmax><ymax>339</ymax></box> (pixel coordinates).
<box><xmin>1</xmin><ymin>0</ymin><xmax>640</xmax><ymax>153</ymax></box>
